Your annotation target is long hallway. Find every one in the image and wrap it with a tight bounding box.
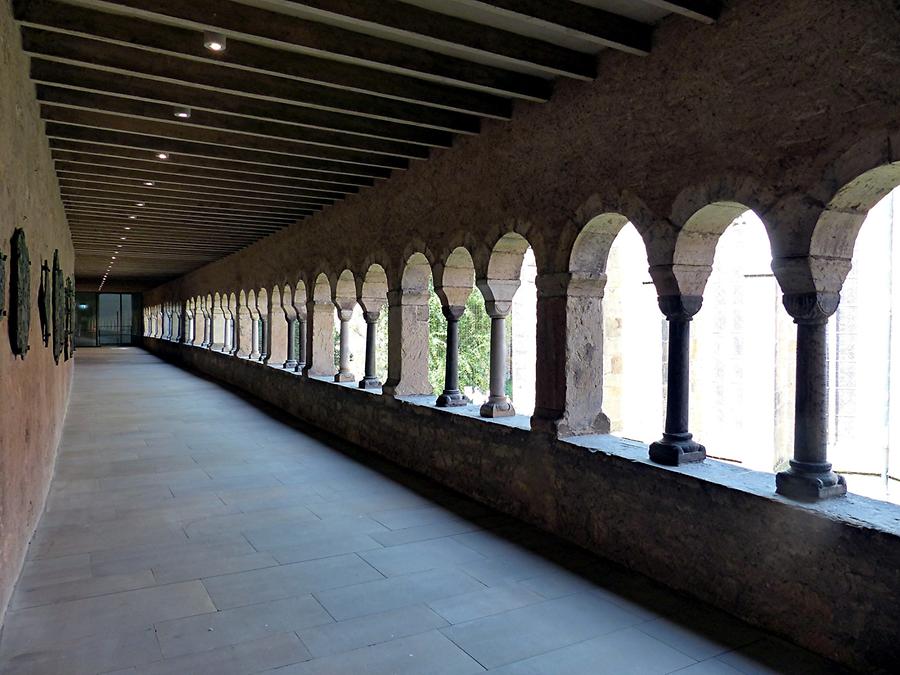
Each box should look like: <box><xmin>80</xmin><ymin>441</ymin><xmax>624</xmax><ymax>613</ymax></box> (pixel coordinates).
<box><xmin>0</xmin><ymin>349</ymin><xmax>844</xmax><ymax>675</ymax></box>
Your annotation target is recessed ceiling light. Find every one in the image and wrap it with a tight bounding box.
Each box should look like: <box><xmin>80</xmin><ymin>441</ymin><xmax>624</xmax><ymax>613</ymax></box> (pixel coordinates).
<box><xmin>124</xmin><ymin>226</ymin><xmax>131</xmax><ymax>230</ymax></box>
<box><xmin>156</xmin><ymin>152</ymin><xmax>169</xmax><ymax>160</ymax></box>
<box><xmin>121</xmin><ymin>237</ymin><xmax>127</xmax><ymax>240</ymax></box>
<box><xmin>173</xmin><ymin>105</ymin><xmax>191</xmax><ymax>119</ymax></box>
<box><xmin>117</xmin><ymin>245</ymin><xmax>122</xmax><ymax>248</ymax></box>
<box><xmin>129</xmin><ymin>215</ymin><xmax>137</xmax><ymax>219</ymax></box>
<box><xmin>136</xmin><ymin>202</ymin><xmax>145</xmax><ymax>207</ymax></box>
<box><xmin>111</xmin><ymin>256</ymin><xmax>116</xmax><ymax>259</ymax></box>
<box><xmin>144</xmin><ymin>181</ymin><xmax>155</xmax><ymax>186</ymax></box>
<box><xmin>203</xmin><ymin>31</ymin><xmax>226</xmax><ymax>52</ymax></box>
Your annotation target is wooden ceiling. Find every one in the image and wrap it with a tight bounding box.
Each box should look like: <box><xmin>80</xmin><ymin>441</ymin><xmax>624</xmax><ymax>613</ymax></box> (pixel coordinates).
<box><xmin>13</xmin><ymin>0</ymin><xmax>719</xmax><ymax>290</ymax></box>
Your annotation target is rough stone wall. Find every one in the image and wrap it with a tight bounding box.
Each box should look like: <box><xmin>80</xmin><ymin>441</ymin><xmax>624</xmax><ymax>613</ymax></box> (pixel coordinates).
<box><xmin>146</xmin><ymin>339</ymin><xmax>900</xmax><ymax>673</ymax></box>
<box><xmin>144</xmin><ymin>0</ymin><xmax>900</xmax><ymax>304</ymax></box>
<box><xmin>0</xmin><ymin>1</ymin><xmax>74</xmax><ymax>628</ymax></box>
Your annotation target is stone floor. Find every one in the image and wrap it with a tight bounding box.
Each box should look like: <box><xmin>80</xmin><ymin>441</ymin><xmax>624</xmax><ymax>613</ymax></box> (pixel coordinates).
<box><xmin>0</xmin><ymin>348</ymin><xmax>848</xmax><ymax>675</ymax></box>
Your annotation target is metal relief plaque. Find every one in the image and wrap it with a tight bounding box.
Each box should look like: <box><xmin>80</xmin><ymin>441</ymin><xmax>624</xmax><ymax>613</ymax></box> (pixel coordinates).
<box><xmin>64</xmin><ymin>277</ymin><xmax>74</xmax><ymax>360</ymax></box>
<box><xmin>9</xmin><ymin>229</ymin><xmax>31</xmax><ymax>358</ymax></box>
<box><xmin>39</xmin><ymin>259</ymin><xmax>51</xmax><ymax>347</ymax></box>
<box><xmin>52</xmin><ymin>251</ymin><xmax>64</xmax><ymax>364</ymax></box>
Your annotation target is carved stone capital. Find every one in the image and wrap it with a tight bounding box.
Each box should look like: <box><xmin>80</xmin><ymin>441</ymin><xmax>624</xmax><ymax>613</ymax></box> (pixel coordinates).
<box><xmin>363</xmin><ymin>310</ymin><xmax>381</xmax><ymax>324</ymax></box>
<box><xmin>484</xmin><ymin>300</ymin><xmax>512</xmax><ymax>318</ymax></box>
<box><xmin>336</xmin><ymin>307</ymin><xmax>354</xmax><ymax>322</ymax></box>
<box><xmin>657</xmin><ymin>294</ymin><xmax>703</xmax><ymax>321</ymax></box>
<box><xmin>441</xmin><ymin>305</ymin><xmax>465</xmax><ymax>322</ymax></box>
<box><xmin>782</xmin><ymin>292</ymin><xmax>840</xmax><ymax>325</ymax></box>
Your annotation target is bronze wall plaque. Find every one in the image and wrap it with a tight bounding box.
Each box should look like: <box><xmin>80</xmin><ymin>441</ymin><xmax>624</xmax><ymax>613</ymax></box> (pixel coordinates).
<box><xmin>52</xmin><ymin>251</ymin><xmax>64</xmax><ymax>364</ymax></box>
<box><xmin>9</xmin><ymin>229</ymin><xmax>31</xmax><ymax>358</ymax></box>
<box><xmin>39</xmin><ymin>259</ymin><xmax>51</xmax><ymax>347</ymax></box>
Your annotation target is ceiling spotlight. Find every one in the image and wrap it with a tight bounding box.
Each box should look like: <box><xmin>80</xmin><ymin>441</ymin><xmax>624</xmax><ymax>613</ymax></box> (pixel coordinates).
<box><xmin>156</xmin><ymin>152</ymin><xmax>169</xmax><ymax>160</ymax></box>
<box><xmin>173</xmin><ymin>105</ymin><xmax>191</xmax><ymax>119</ymax></box>
<box><xmin>124</xmin><ymin>226</ymin><xmax>131</xmax><ymax>230</ymax></box>
<box><xmin>144</xmin><ymin>181</ymin><xmax>155</xmax><ymax>186</ymax></box>
<box><xmin>203</xmin><ymin>31</ymin><xmax>226</xmax><ymax>52</ymax></box>
<box><xmin>120</xmin><ymin>237</ymin><xmax>127</xmax><ymax>240</ymax></box>
<box><xmin>117</xmin><ymin>245</ymin><xmax>122</xmax><ymax>248</ymax></box>
<box><xmin>135</xmin><ymin>202</ymin><xmax>145</xmax><ymax>207</ymax></box>
<box><xmin>111</xmin><ymin>256</ymin><xmax>116</xmax><ymax>260</ymax></box>
<box><xmin>129</xmin><ymin>215</ymin><xmax>137</xmax><ymax>219</ymax></box>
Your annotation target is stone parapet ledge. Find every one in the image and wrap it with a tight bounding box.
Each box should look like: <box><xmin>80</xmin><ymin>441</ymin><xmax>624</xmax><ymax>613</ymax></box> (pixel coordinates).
<box><xmin>144</xmin><ymin>337</ymin><xmax>900</xmax><ymax>673</ymax></box>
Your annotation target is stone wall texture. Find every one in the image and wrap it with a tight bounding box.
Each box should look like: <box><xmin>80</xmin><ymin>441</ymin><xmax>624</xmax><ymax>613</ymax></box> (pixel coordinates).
<box><xmin>0</xmin><ymin>0</ymin><xmax>74</xmax><ymax>628</ymax></box>
<box><xmin>145</xmin><ymin>339</ymin><xmax>900</xmax><ymax>674</ymax></box>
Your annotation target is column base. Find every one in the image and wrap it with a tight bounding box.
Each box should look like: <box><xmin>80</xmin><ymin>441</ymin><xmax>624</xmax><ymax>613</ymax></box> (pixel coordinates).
<box><xmin>283</xmin><ymin>359</ymin><xmax>298</xmax><ymax>370</ymax></box>
<box><xmin>480</xmin><ymin>397</ymin><xmax>515</xmax><ymax>418</ymax></box>
<box><xmin>334</xmin><ymin>371</ymin><xmax>355</xmax><ymax>383</ymax></box>
<box><xmin>359</xmin><ymin>377</ymin><xmax>382</xmax><ymax>390</ymax></box>
<box><xmin>776</xmin><ymin>461</ymin><xmax>847</xmax><ymax>501</ymax></box>
<box><xmin>436</xmin><ymin>390</ymin><xmax>469</xmax><ymax>407</ymax></box>
<box><xmin>294</xmin><ymin>362</ymin><xmax>306</xmax><ymax>373</ymax></box>
<box><xmin>649</xmin><ymin>433</ymin><xmax>706</xmax><ymax>466</ymax></box>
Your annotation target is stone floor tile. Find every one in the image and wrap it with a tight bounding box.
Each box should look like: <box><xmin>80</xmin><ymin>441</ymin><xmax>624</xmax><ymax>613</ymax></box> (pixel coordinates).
<box><xmin>488</xmin><ymin>626</ymin><xmax>697</xmax><ymax>674</ymax></box>
<box><xmin>369</xmin><ymin>517</ymin><xmax>487</xmax><ymax>547</ymax></box>
<box><xmin>11</xmin><ymin>569</ymin><xmax>156</xmax><ymax>610</ymax></box>
<box><xmin>296</xmin><ymin>603</ymin><xmax>448</xmax><ymax>658</ymax></box>
<box><xmin>314</xmin><ymin>567</ymin><xmax>486</xmax><ymax>621</ymax></box>
<box><xmin>269</xmin><ymin>532</ymin><xmax>383</xmax><ymax>564</ymax></box>
<box><xmin>715</xmin><ymin>638</ymin><xmax>851</xmax><ymax>674</ymax></box>
<box><xmin>131</xmin><ymin>632</ymin><xmax>310</xmax><ymax>675</ymax></box>
<box><xmin>153</xmin><ymin>551</ymin><xmax>278</xmax><ymax>585</ymax></box>
<box><xmin>427</xmin><ymin>583</ymin><xmax>545</xmax><ymax>624</ymax></box>
<box><xmin>269</xmin><ymin>630</ymin><xmax>484</xmax><ymax>675</ymax></box>
<box><xmin>155</xmin><ymin>594</ymin><xmax>333</xmax><ymax>658</ymax></box>
<box><xmin>440</xmin><ymin>592</ymin><xmax>645</xmax><ymax>669</ymax></box>
<box><xmin>359</xmin><ymin>537</ymin><xmax>487</xmax><ymax>576</ymax></box>
<box><xmin>202</xmin><ymin>553</ymin><xmax>384</xmax><ymax>609</ymax></box>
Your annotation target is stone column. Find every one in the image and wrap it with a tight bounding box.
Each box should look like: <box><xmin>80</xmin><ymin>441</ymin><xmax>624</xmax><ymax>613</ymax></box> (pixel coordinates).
<box><xmin>258</xmin><ymin>319</ymin><xmax>268</xmax><ymax>362</ymax></box>
<box><xmin>481</xmin><ymin>301</ymin><xmax>515</xmax><ymax>417</ymax></box>
<box><xmin>235</xmin><ymin>306</ymin><xmax>252</xmax><ymax>358</ymax></box>
<box><xmin>776</xmin><ymin>292</ymin><xmax>847</xmax><ymax>500</ymax></box>
<box><xmin>294</xmin><ymin>317</ymin><xmax>307</xmax><ymax>373</ymax></box>
<box><xmin>382</xmin><ymin>288</ymin><xmax>432</xmax><ymax>396</ymax></box>
<box><xmin>359</xmin><ymin>311</ymin><xmax>382</xmax><ymax>389</ymax></box>
<box><xmin>303</xmin><ymin>299</ymin><xmax>335</xmax><ymax>377</ymax></box>
<box><xmin>284</xmin><ymin>319</ymin><xmax>299</xmax><ymax>370</ymax></box>
<box><xmin>436</xmin><ymin>305</ymin><xmax>468</xmax><ymax>406</ymax></box>
<box><xmin>201</xmin><ymin>309</ymin><xmax>210</xmax><ymax>348</ymax></box>
<box><xmin>248</xmin><ymin>312</ymin><xmax>261</xmax><ymax>360</ymax></box>
<box><xmin>334</xmin><ymin>307</ymin><xmax>355</xmax><ymax>382</ymax></box>
<box><xmin>649</xmin><ymin>295</ymin><xmax>706</xmax><ymax>465</ymax></box>
<box><xmin>265</xmin><ymin>309</ymin><xmax>288</xmax><ymax>367</ymax></box>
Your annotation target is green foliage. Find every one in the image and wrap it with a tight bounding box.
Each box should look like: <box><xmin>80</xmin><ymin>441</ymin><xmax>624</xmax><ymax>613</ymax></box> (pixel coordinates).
<box><xmin>427</xmin><ymin>283</ymin><xmax>491</xmax><ymax>397</ymax></box>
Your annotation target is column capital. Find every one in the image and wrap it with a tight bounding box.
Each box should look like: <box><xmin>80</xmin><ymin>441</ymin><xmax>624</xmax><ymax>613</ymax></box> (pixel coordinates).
<box><xmin>363</xmin><ymin>310</ymin><xmax>381</xmax><ymax>324</ymax></box>
<box><xmin>441</xmin><ymin>305</ymin><xmax>465</xmax><ymax>321</ymax></box>
<box><xmin>657</xmin><ymin>294</ymin><xmax>703</xmax><ymax>321</ymax></box>
<box><xmin>484</xmin><ymin>300</ymin><xmax>512</xmax><ymax>319</ymax></box>
<box><xmin>782</xmin><ymin>292</ymin><xmax>840</xmax><ymax>325</ymax></box>
<box><xmin>336</xmin><ymin>307</ymin><xmax>354</xmax><ymax>321</ymax></box>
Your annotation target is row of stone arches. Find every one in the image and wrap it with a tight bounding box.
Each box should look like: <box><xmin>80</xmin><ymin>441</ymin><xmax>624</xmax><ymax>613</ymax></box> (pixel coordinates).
<box><xmin>146</xmin><ymin>158</ymin><xmax>900</xmax><ymax>503</ymax></box>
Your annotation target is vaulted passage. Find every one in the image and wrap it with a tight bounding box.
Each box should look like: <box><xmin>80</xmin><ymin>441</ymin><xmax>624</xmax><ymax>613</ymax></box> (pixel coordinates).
<box><xmin>0</xmin><ymin>348</ymin><xmax>842</xmax><ymax>674</ymax></box>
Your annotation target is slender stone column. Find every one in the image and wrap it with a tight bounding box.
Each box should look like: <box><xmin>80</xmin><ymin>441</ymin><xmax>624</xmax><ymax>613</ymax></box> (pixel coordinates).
<box><xmin>294</xmin><ymin>318</ymin><xmax>307</xmax><ymax>373</ymax></box>
<box><xmin>776</xmin><ymin>292</ymin><xmax>847</xmax><ymax>501</ymax></box>
<box><xmin>481</xmin><ymin>301</ymin><xmax>515</xmax><ymax>418</ymax></box>
<box><xmin>335</xmin><ymin>308</ymin><xmax>355</xmax><ymax>382</ymax></box>
<box><xmin>437</xmin><ymin>305</ymin><xmax>468</xmax><ymax>406</ymax></box>
<box><xmin>249</xmin><ymin>315</ymin><xmax>261</xmax><ymax>360</ymax></box>
<box><xmin>649</xmin><ymin>295</ymin><xmax>706</xmax><ymax>466</ymax></box>
<box><xmin>284</xmin><ymin>319</ymin><xmax>299</xmax><ymax>370</ymax></box>
<box><xmin>258</xmin><ymin>319</ymin><xmax>268</xmax><ymax>362</ymax></box>
<box><xmin>359</xmin><ymin>311</ymin><xmax>382</xmax><ymax>389</ymax></box>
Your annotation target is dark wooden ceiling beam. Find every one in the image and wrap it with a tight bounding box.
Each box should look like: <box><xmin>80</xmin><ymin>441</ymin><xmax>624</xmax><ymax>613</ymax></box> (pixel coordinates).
<box><xmin>40</xmin><ymin>106</ymin><xmax>410</xmax><ymax>170</ymax></box>
<box><xmin>32</xmin><ymin>61</ymin><xmax>455</xmax><ymax>147</ymax></box>
<box><xmin>61</xmin><ymin>188</ymin><xmax>316</xmax><ymax>216</ymax></box>
<box><xmin>57</xmin><ymin>174</ymin><xmax>337</xmax><ymax>205</ymax></box>
<box><xmin>63</xmin><ymin>202</ymin><xmax>301</xmax><ymax>225</ymax></box>
<box><xmin>15</xmin><ymin>0</ymin><xmax>535</xmax><ymax>109</ymax></box>
<box><xmin>38</xmin><ymin>87</ymin><xmax>429</xmax><ymax>160</ymax></box>
<box><xmin>53</xmin><ymin>0</ymin><xmax>580</xmax><ymax>87</ymax></box>
<box><xmin>58</xmin><ymin>180</ymin><xmax>331</xmax><ymax>210</ymax></box>
<box><xmin>55</xmin><ymin>163</ymin><xmax>350</xmax><ymax>200</ymax></box>
<box><xmin>253</xmin><ymin>0</ymin><xmax>589</xmax><ymax>81</ymax></box>
<box><xmin>640</xmin><ymin>0</ymin><xmax>720</xmax><ymax>23</ymax></box>
<box><xmin>67</xmin><ymin>213</ymin><xmax>284</xmax><ymax>232</ymax></box>
<box><xmin>21</xmin><ymin>29</ymin><xmax>484</xmax><ymax>133</ymax></box>
<box><xmin>50</xmin><ymin>144</ymin><xmax>374</xmax><ymax>187</ymax></box>
<box><xmin>45</xmin><ymin>124</ymin><xmax>394</xmax><ymax>178</ymax></box>
<box><xmin>458</xmin><ymin>0</ymin><xmax>651</xmax><ymax>54</ymax></box>
<box><xmin>72</xmin><ymin>230</ymin><xmax>266</xmax><ymax>245</ymax></box>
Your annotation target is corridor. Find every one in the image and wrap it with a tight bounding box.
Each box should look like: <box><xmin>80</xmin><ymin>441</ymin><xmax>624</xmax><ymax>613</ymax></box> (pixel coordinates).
<box><xmin>0</xmin><ymin>349</ymin><xmax>844</xmax><ymax>674</ymax></box>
